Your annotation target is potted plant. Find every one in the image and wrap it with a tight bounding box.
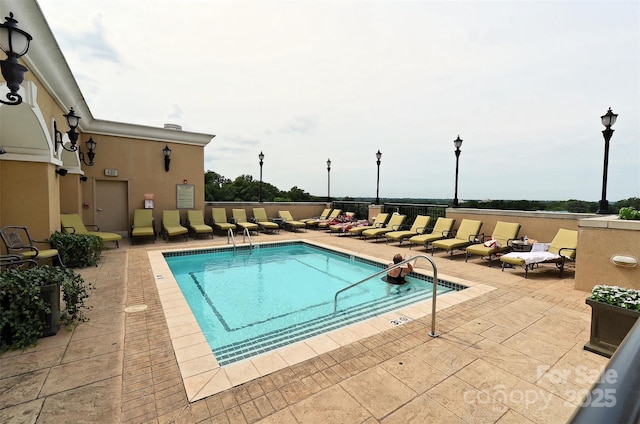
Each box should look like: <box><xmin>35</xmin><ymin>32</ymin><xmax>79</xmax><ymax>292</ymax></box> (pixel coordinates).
<box><xmin>584</xmin><ymin>284</ymin><xmax>640</xmax><ymax>358</ymax></box>
<box><xmin>48</xmin><ymin>232</ymin><xmax>104</xmax><ymax>268</ymax></box>
<box><xmin>0</xmin><ymin>265</ymin><xmax>93</xmax><ymax>351</ymax></box>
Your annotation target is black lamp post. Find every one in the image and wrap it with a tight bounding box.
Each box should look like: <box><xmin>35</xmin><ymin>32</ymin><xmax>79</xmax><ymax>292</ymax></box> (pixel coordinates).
<box><xmin>453</xmin><ymin>135</ymin><xmax>463</xmax><ymax>208</ymax></box>
<box><xmin>597</xmin><ymin>107</ymin><xmax>618</xmax><ymax>214</ymax></box>
<box><xmin>258</xmin><ymin>151</ymin><xmax>264</xmax><ymax>203</ymax></box>
<box><xmin>0</xmin><ymin>12</ymin><xmax>32</xmax><ymax>106</ymax></box>
<box><xmin>326</xmin><ymin>158</ymin><xmax>331</xmax><ymax>202</ymax></box>
<box><xmin>375</xmin><ymin>150</ymin><xmax>382</xmax><ymax>205</ymax></box>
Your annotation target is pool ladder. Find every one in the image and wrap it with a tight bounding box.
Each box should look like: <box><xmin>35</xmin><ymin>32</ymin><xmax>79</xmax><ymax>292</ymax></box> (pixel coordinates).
<box><xmin>228</xmin><ymin>228</ymin><xmax>253</xmax><ymax>253</ymax></box>
<box><xmin>333</xmin><ymin>254</ymin><xmax>440</xmax><ymax>338</ymax></box>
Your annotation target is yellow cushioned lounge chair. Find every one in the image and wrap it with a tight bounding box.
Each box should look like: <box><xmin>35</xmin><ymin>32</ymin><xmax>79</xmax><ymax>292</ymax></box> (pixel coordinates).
<box><xmin>301</xmin><ymin>208</ymin><xmax>332</xmax><ymax>228</ymax></box>
<box><xmin>60</xmin><ymin>213</ymin><xmax>122</xmax><ymax>248</ymax></box>
<box><xmin>465</xmin><ymin>221</ymin><xmax>521</xmax><ymax>266</ymax></box>
<box><xmin>385</xmin><ymin>215</ymin><xmax>431</xmax><ymax>245</ymax></box>
<box><xmin>187</xmin><ymin>210</ymin><xmax>213</xmax><ymax>239</ymax></box>
<box><xmin>431</xmin><ymin>219</ymin><xmax>483</xmax><ymax>259</ymax></box>
<box><xmin>232</xmin><ymin>209</ymin><xmax>259</xmax><ymax>235</ymax></box>
<box><xmin>408</xmin><ymin>217</ymin><xmax>455</xmax><ymax>250</ymax></box>
<box><xmin>162</xmin><ymin>210</ymin><xmax>188</xmax><ymax>242</ymax></box>
<box><xmin>0</xmin><ymin>225</ymin><xmax>64</xmax><ymax>266</ymax></box>
<box><xmin>348</xmin><ymin>213</ymin><xmax>389</xmax><ymax>237</ymax></box>
<box><xmin>252</xmin><ymin>208</ymin><xmax>281</xmax><ymax>233</ymax></box>
<box><xmin>278</xmin><ymin>211</ymin><xmax>306</xmax><ymax>232</ymax></box>
<box><xmin>361</xmin><ymin>214</ymin><xmax>406</xmax><ymax>242</ymax></box>
<box><xmin>317</xmin><ymin>209</ymin><xmax>342</xmax><ymax>229</ymax></box>
<box><xmin>211</xmin><ymin>208</ymin><xmax>236</xmax><ymax>234</ymax></box>
<box><xmin>131</xmin><ymin>209</ymin><xmax>156</xmax><ymax>244</ymax></box>
<box><xmin>500</xmin><ymin>229</ymin><xmax>578</xmax><ymax>278</ymax></box>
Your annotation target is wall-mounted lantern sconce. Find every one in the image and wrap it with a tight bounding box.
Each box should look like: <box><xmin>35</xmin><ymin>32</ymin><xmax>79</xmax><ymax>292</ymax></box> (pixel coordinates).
<box><xmin>163</xmin><ymin>145</ymin><xmax>172</xmax><ymax>171</ymax></box>
<box><xmin>0</xmin><ymin>12</ymin><xmax>33</xmax><ymax>106</ymax></box>
<box><xmin>80</xmin><ymin>175</ymin><xmax>88</xmax><ymax>182</ymax></box>
<box><xmin>55</xmin><ymin>168</ymin><xmax>68</xmax><ymax>176</ymax></box>
<box><xmin>78</xmin><ymin>137</ymin><xmax>97</xmax><ymax>166</ymax></box>
<box><xmin>54</xmin><ymin>108</ymin><xmax>81</xmax><ymax>151</ymax></box>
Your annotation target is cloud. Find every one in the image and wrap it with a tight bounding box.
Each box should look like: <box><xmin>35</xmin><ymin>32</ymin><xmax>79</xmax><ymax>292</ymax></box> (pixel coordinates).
<box><xmin>273</xmin><ymin>115</ymin><xmax>318</xmax><ymax>135</ymax></box>
<box><xmin>56</xmin><ymin>14</ymin><xmax>120</xmax><ymax>63</ymax></box>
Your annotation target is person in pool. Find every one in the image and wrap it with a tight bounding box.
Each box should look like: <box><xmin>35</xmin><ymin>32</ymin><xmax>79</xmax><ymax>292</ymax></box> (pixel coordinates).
<box><xmin>386</xmin><ymin>253</ymin><xmax>413</xmax><ymax>285</ymax></box>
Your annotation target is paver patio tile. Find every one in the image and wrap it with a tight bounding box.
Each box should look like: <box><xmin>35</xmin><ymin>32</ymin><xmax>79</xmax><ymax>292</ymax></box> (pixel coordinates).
<box><xmin>289</xmin><ymin>385</ymin><xmax>372</xmax><ymax>423</ymax></box>
<box><xmin>381</xmin><ymin>393</ymin><xmax>464</xmax><ymax>423</ymax></box>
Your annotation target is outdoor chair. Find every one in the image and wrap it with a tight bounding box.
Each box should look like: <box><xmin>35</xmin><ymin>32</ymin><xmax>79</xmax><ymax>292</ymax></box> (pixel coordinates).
<box><xmin>347</xmin><ymin>213</ymin><xmax>389</xmax><ymax>237</ymax></box>
<box><xmin>361</xmin><ymin>214</ymin><xmax>406</xmax><ymax>241</ymax></box>
<box><xmin>252</xmin><ymin>208</ymin><xmax>280</xmax><ymax>233</ymax></box>
<box><xmin>316</xmin><ymin>209</ymin><xmax>343</xmax><ymax>229</ymax></box>
<box><xmin>232</xmin><ymin>209</ymin><xmax>259</xmax><ymax>235</ymax></box>
<box><xmin>0</xmin><ymin>254</ymin><xmax>38</xmax><ymax>271</ymax></box>
<box><xmin>408</xmin><ymin>217</ymin><xmax>455</xmax><ymax>250</ymax></box>
<box><xmin>186</xmin><ymin>210</ymin><xmax>213</xmax><ymax>239</ymax></box>
<box><xmin>385</xmin><ymin>215</ymin><xmax>431</xmax><ymax>245</ymax></box>
<box><xmin>60</xmin><ymin>213</ymin><xmax>122</xmax><ymax>248</ymax></box>
<box><xmin>211</xmin><ymin>208</ymin><xmax>236</xmax><ymax>234</ymax></box>
<box><xmin>278</xmin><ymin>211</ymin><xmax>307</xmax><ymax>232</ymax></box>
<box><xmin>131</xmin><ymin>209</ymin><xmax>156</xmax><ymax>244</ymax></box>
<box><xmin>431</xmin><ymin>219</ymin><xmax>483</xmax><ymax>259</ymax></box>
<box><xmin>465</xmin><ymin>221</ymin><xmax>521</xmax><ymax>266</ymax></box>
<box><xmin>301</xmin><ymin>208</ymin><xmax>332</xmax><ymax>228</ymax></box>
<box><xmin>161</xmin><ymin>210</ymin><xmax>189</xmax><ymax>242</ymax></box>
<box><xmin>0</xmin><ymin>226</ymin><xmax>64</xmax><ymax>266</ymax></box>
<box><xmin>500</xmin><ymin>228</ymin><xmax>578</xmax><ymax>278</ymax></box>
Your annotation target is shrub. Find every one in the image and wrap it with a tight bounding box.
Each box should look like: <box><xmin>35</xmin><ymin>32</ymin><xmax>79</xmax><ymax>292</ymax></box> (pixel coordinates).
<box><xmin>0</xmin><ymin>265</ymin><xmax>93</xmax><ymax>350</ymax></box>
<box><xmin>618</xmin><ymin>207</ymin><xmax>640</xmax><ymax>220</ymax></box>
<box><xmin>590</xmin><ymin>285</ymin><xmax>640</xmax><ymax>312</ymax></box>
<box><xmin>49</xmin><ymin>231</ymin><xmax>104</xmax><ymax>268</ymax></box>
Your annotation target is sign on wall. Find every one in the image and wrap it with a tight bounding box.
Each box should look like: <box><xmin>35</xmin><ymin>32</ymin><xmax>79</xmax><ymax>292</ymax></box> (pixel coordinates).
<box><xmin>176</xmin><ymin>184</ymin><xmax>195</xmax><ymax>209</ymax></box>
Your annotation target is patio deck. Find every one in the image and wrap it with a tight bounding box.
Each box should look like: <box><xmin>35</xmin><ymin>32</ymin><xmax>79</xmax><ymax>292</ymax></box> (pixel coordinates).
<box><xmin>0</xmin><ymin>229</ymin><xmax>608</xmax><ymax>423</ymax></box>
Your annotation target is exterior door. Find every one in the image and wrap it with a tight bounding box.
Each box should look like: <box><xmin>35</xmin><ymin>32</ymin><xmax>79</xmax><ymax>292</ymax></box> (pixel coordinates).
<box><xmin>95</xmin><ymin>180</ymin><xmax>129</xmax><ymax>237</ymax></box>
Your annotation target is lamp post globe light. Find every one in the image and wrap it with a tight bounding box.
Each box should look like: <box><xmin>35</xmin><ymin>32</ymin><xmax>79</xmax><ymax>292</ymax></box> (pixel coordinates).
<box><xmin>326</xmin><ymin>158</ymin><xmax>331</xmax><ymax>203</ymax></box>
<box><xmin>597</xmin><ymin>107</ymin><xmax>618</xmax><ymax>214</ymax></box>
<box><xmin>375</xmin><ymin>150</ymin><xmax>382</xmax><ymax>205</ymax></box>
<box><xmin>258</xmin><ymin>151</ymin><xmax>264</xmax><ymax>203</ymax></box>
<box><xmin>453</xmin><ymin>135</ymin><xmax>463</xmax><ymax>208</ymax></box>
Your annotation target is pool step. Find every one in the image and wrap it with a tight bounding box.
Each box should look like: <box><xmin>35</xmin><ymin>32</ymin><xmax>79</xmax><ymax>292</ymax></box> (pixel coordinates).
<box><xmin>213</xmin><ymin>287</ymin><xmax>445</xmax><ymax>365</ymax></box>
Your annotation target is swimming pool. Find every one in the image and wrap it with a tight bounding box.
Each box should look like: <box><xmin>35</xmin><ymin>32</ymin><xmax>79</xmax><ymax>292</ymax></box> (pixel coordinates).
<box><xmin>164</xmin><ymin>241</ymin><xmax>465</xmax><ymax>365</ymax></box>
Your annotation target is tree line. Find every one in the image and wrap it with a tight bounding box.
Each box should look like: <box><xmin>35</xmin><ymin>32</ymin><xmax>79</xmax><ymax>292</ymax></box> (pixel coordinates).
<box><xmin>204</xmin><ymin>171</ymin><xmax>639</xmax><ymax>213</ymax></box>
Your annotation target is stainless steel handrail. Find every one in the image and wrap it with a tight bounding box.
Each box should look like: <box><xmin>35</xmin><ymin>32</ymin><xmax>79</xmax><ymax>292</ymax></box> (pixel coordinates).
<box><xmin>242</xmin><ymin>227</ymin><xmax>253</xmax><ymax>249</ymax></box>
<box><xmin>333</xmin><ymin>254</ymin><xmax>440</xmax><ymax>337</ymax></box>
<box><xmin>227</xmin><ymin>228</ymin><xmax>235</xmax><ymax>250</ymax></box>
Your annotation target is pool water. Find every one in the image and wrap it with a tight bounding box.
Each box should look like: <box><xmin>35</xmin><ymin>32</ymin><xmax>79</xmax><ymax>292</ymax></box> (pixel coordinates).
<box><xmin>164</xmin><ymin>242</ymin><xmax>460</xmax><ymax>365</ymax></box>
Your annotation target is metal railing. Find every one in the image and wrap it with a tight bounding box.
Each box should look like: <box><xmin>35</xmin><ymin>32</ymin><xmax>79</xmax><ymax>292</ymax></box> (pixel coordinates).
<box><xmin>384</xmin><ymin>203</ymin><xmax>448</xmax><ymax>232</ymax></box>
<box><xmin>333</xmin><ymin>254</ymin><xmax>440</xmax><ymax>337</ymax></box>
<box><xmin>227</xmin><ymin>228</ymin><xmax>236</xmax><ymax>250</ymax></box>
<box><xmin>568</xmin><ymin>318</ymin><xmax>640</xmax><ymax>423</ymax></box>
<box><xmin>242</xmin><ymin>227</ymin><xmax>253</xmax><ymax>248</ymax></box>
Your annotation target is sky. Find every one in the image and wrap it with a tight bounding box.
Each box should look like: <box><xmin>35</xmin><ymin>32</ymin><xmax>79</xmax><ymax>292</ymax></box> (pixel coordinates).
<box><xmin>37</xmin><ymin>0</ymin><xmax>639</xmax><ymax>201</ymax></box>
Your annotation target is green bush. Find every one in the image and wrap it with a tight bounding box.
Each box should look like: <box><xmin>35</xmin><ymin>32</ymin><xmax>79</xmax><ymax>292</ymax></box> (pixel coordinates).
<box><xmin>0</xmin><ymin>265</ymin><xmax>93</xmax><ymax>350</ymax></box>
<box><xmin>49</xmin><ymin>232</ymin><xmax>104</xmax><ymax>268</ymax></box>
<box><xmin>618</xmin><ymin>207</ymin><xmax>640</xmax><ymax>221</ymax></box>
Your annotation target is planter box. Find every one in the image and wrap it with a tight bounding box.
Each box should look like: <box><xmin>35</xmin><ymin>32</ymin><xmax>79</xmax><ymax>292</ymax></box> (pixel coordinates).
<box><xmin>584</xmin><ymin>298</ymin><xmax>640</xmax><ymax>358</ymax></box>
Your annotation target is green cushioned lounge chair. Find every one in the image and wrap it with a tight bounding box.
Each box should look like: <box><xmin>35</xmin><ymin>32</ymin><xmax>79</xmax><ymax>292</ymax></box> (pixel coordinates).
<box><xmin>301</xmin><ymin>208</ymin><xmax>332</xmax><ymax>228</ymax></box>
<box><xmin>465</xmin><ymin>221</ymin><xmax>521</xmax><ymax>266</ymax></box>
<box><xmin>211</xmin><ymin>208</ymin><xmax>236</xmax><ymax>234</ymax></box>
<box><xmin>187</xmin><ymin>210</ymin><xmax>213</xmax><ymax>239</ymax></box>
<box><xmin>232</xmin><ymin>209</ymin><xmax>259</xmax><ymax>235</ymax></box>
<box><xmin>162</xmin><ymin>210</ymin><xmax>188</xmax><ymax>242</ymax></box>
<box><xmin>500</xmin><ymin>229</ymin><xmax>578</xmax><ymax>278</ymax></box>
<box><xmin>0</xmin><ymin>225</ymin><xmax>64</xmax><ymax>266</ymax></box>
<box><xmin>131</xmin><ymin>209</ymin><xmax>156</xmax><ymax>244</ymax></box>
<box><xmin>278</xmin><ymin>211</ymin><xmax>306</xmax><ymax>232</ymax></box>
<box><xmin>252</xmin><ymin>208</ymin><xmax>280</xmax><ymax>233</ymax></box>
<box><xmin>60</xmin><ymin>213</ymin><xmax>122</xmax><ymax>248</ymax></box>
<box><xmin>385</xmin><ymin>215</ymin><xmax>431</xmax><ymax>245</ymax></box>
<box><xmin>348</xmin><ymin>213</ymin><xmax>389</xmax><ymax>237</ymax></box>
<box><xmin>408</xmin><ymin>217</ymin><xmax>456</xmax><ymax>250</ymax></box>
<box><xmin>431</xmin><ymin>219</ymin><xmax>483</xmax><ymax>259</ymax></box>
<box><xmin>361</xmin><ymin>214</ymin><xmax>406</xmax><ymax>241</ymax></box>
<box><xmin>317</xmin><ymin>209</ymin><xmax>342</xmax><ymax>229</ymax></box>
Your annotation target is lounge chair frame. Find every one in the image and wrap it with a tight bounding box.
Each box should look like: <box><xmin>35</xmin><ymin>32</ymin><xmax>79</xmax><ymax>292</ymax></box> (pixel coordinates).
<box><xmin>0</xmin><ymin>226</ymin><xmax>64</xmax><ymax>266</ymax></box>
<box><xmin>60</xmin><ymin>213</ymin><xmax>122</xmax><ymax>248</ymax></box>
<box><xmin>431</xmin><ymin>219</ymin><xmax>483</xmax><ymax>259</ymax></box>
<box><xmin>464</xmin><ymin>221</ymin><xmax>521</xmax><ymax>266</ymax></box>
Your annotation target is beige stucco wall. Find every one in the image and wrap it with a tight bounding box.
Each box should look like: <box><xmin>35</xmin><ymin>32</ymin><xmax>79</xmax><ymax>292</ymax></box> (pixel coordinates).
<box><xmin>574</xmin><ymin>217</ymin><xmax>640</xmax><ymax>292</ymax></box>
<box><xmin>79</xmin><ymin>133</ymin><xmax>206</xmax><ymax>228</ymax></box>
<box><xmin>446</xmin><ymin>208</ymin><xmax>590</xmax><ymax>242</ymax></box>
